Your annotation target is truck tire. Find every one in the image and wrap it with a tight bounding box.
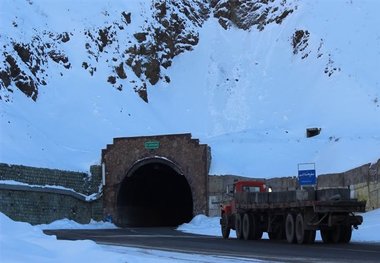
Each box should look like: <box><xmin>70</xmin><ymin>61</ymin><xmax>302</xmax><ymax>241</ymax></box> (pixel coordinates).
<box><xmin>295</xmin><ymin>213</ymin><xmax>315</xmax><ymax>244</ymax></box>
<box><xmin>329</xmin><ymin>225</ymin><xmax>352</xmax><ymax>244</ymax></box>
<box><xmin>268</xmin><ymin>220</ymin><xmax>286</xmax><ymax>240</ymax></box>
<box><xmin>221</xmin><ymin>213</ymin><xmax>231</xmax><ymax>239</ymax></box>
<box><xmin>321</xmin><ymin>227</ymin><xmax>341</xmax><ymax>244</ymax></box>
<box><xmin>321</xmin><ymin>228</ymin><xmax>333</xmax><ymax>243</ymax></box>
<box><xmin>235</xmin><ymin>214</ymin><xmax>243</xmax><ymax>240</ymax></box>
<box><xmin>331</xmin><ymin>226</ymin><xmax>342</xmax><ymax>243</ymax></box>
<box><xmin>242</xmin><ymin>213</ymin><xmax>253</xmax><ymax>240</ymax></box>
<box><xmin>339</xmin><ymin>225</ymin><xmax>352</xmax><ymax>243</ymax></box>
<box><xmin>251</xmin><ymin>214</ymin><xmax>263</xmax><ymax>240</ymax></box>
<box><xmin>268</xmin><ymin>228</ymin><xmax>285</xmax><ymax>240</ymax></box>
<box><xmin>295</xmin><ymin>213</ymin><xmax>306</xmax><ymax>244</ymax></box>
<box><xmin>307</xmin><ymin>229</ymin><xmax>316</xmax><ymax>244</ymax></box>
<box><xmin>285</xmin><ymin>213</ymin><xmax>296</xmax><ymax>243</ymax></box>
<box><xmin>268</xmin><ymin>232</ymin><xmax>277</xmax><ymax>240</ymax></box>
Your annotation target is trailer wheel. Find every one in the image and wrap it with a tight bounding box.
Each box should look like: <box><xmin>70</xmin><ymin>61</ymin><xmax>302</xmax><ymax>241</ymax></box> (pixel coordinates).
<box><xmin>268</xmin><ymin>227</ymin><xmax>285</xmax><ymax>240</ymax></box>
<box><xmin>285</xmin><ymin>213</ymin><xmax>296</xmax><ymax>243</ymax></box>
<box><xmin>321</xmin><ymin>228</ymin><xmax>333</xmax><ymax>243</ymax></box>
<box><xmin>251</xmin><ymin>215</ymin><xmax>263</xmax><ymax>240</ymax></box>
<box><xmin>235</xmin><ymin>214</ymin><xmax>243</xmax><ymax>240</ymax></box>
<box><xmin>295</xmin><ymin>213</ymin><xmax>315</xmax><ymax>244</ymax></box>
<box><xmin>242</xmin><ymin>213</ymin><xmax>253</xmax><ymax>240</ymax></box>
<box><xmin>339</xmin><ymin>225</ymin><xmax>352</xmax><ymax>243</ymax></box>
<box><xmin>329</xmin><ymin>225</ymin><xmax>352</xmax><ymax>244</ymax></box>
<box><xmin>268</xmin><ymin>220</ymin><xmax>286</xmax><ymax>240</ymax></box>
<box><xmin>295</xmin><ymin>213</ymin><xmax>306</xmax><ymax>244</ymax></box>
<box><xmin>268</xmin><ymin>232</ymin><xmax>277</xmax><ymax>240</ymax></box>
<box><xmin>321</xmin><ymin>225</ymin><xmax>352</xmax><ymax>244</ymax></box>
<box><xmin>307</xmin><ymin>229</ymin><xmax>316</xmax><ymax>244</ymax></box>
<box><xmin>331</xmin><ymin>226</ymin><xmax>342</xmax><ymax>244</ymax></box>
<box><xmin>221</xmin><ymin>213</ymin><xmax>231</xmax><ymax>239</ymax></box>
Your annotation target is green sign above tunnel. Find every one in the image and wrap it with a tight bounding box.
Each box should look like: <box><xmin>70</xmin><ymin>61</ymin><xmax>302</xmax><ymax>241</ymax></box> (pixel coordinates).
<box><xmin>144</xmin><ymin>141</ymin><xmax>160</xmax><ymax>150</ymax></box>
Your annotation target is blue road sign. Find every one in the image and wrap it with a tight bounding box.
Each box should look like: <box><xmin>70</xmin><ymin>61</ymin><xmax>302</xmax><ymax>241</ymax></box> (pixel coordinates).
<box><xmin>298</xmin><ymin>169</ymin><xmax>316</xmax><ymax>185</ymax></box>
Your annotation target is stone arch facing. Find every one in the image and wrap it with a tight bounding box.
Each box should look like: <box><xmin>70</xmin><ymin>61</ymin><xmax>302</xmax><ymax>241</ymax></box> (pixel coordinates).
<box><xmin>125</xmin><ymin>156</ymin><xmax>184</xmax><ymax>179</ymax></box>
<box><xmin>102</xmin><ymin>133</ymin><xmax>211</xmax><ymax>227</ymax></box>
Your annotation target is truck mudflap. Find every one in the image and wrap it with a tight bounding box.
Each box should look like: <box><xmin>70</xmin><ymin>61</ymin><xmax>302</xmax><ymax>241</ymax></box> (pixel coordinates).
<box><xmin>349</xmin><ymin>215</ymin><xmax>363</xmax><ymax>227</ymax></box>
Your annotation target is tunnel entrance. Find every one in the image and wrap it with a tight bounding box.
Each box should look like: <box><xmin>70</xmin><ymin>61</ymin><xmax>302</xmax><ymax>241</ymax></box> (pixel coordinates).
<box><xmin>116</xmin><ymin>159</ymin><xmax>193</xmax><ymax>227</ymax></box>
<box><xmin>102</xmin><ymin>134</ymin><xmax>210</xmax><ymax>226</ymax></box>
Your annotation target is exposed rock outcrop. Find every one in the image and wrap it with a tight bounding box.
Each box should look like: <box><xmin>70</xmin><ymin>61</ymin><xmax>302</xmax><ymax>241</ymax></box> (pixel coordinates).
<box><xmin>1</xmin><ymin>32</ymin><xmax>71</xmax><ymax>102</ymax></box>
<box><xmin>211</xmin><ymin>0</ymin><xmax>296</xmax><ymax>30</ymax></box>
<box><xmin>81</xmin><ymin>0</ymin><xmax>209</xmax><ymax>102</ymax></box>
<box><xmin>1</xmin><ymin>0</ymin><xmax>299</xmax><ymax>103</ymax></box>
<box><xmin>291</xmin><ymin>29</ymin><xmax>340</xmax><ymax>77</ymax></box>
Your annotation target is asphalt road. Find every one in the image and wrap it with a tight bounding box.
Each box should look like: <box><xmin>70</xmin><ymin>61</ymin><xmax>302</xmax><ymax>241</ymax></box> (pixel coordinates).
<box><xmin>44</xmin><ymin>228</ymin><xmax>380</xmax><ymax>263</ymax></box>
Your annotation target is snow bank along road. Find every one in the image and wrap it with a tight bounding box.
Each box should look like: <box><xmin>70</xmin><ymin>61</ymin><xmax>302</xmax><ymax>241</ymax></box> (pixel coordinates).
<box><xmin>44</xmin><ymin>227</ymin><xmax>380</xmax><ymax>263</ymax></box>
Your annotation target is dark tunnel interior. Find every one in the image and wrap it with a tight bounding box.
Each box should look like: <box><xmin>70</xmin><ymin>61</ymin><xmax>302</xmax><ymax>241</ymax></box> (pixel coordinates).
<box><xmin>117</xmin><ymin>161</ymin><xmax>193</xmax><ymax>227</ymax></box>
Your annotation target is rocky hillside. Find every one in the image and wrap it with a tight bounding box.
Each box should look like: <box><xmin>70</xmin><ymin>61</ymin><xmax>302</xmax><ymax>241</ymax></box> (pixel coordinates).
<box><xmin>1</xmin><ymin>0</ymin><xmax>379</xmax><ymax>176</ymax></box>
<box><xmin>1</xmin><ymin>0</ymin><xmax>298</xmax><ymax>103</ymax></box>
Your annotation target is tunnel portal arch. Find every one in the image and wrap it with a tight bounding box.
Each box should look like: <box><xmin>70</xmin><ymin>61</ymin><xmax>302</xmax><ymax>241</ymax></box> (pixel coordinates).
<box><xmin>102</xmin><ymin>134</ymin><xmax>211</xmax><ymax>227</ymax></box>
<box><xmin>117</xmin><ymin>157</ymin><xmax>193</xmax><ymax>226</ymax></box>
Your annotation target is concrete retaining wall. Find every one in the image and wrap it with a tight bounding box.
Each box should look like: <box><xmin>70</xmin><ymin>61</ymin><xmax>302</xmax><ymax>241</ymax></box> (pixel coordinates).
<box><xmin>0</xmin><ymin>163</ymin><xmax>103</xmax><ymax>224</ymax></box>
<box><xmin>318</xmin><ymin>160</ymin><xmax>380</xmax><ymax>210</ymax></box>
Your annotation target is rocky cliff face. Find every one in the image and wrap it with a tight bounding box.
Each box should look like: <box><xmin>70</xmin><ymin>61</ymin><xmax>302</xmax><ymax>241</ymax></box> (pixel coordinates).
<box><xmin>0</xmin><ymin>32</ymin><xmax>71</xmax><ymax>102</ymax></box>
<box><xmin>211</xmin><ymin>0</ymin><xmax>295</xmax><ymax>30</ymax></box>
<box><xmin>0</xmin><ymin>0</ymin><xmax>297</xmax><ymax>103</ymax></box>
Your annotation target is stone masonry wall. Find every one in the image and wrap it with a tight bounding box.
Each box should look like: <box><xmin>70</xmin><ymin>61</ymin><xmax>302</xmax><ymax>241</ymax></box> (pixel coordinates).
<box><xmin>0</xmin><ymin>163</ymin><xmax>102</xmax><ymax>194</ymax></box>
<box><xmin>0</xmin><ymin>163</ymin><xmax>103</xmax><ymax>224</ymax></box>
<box><xmin>0</xmin><ymin>189</ymin><xmax>102</xmax><ymax>224</ymax></box>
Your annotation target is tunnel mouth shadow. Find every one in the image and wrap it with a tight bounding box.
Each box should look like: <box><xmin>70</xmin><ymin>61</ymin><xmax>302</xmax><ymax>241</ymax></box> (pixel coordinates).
<box><xmin>116</xmin><ymin>158</ymin><xmax>193</xmax><ymax>227</ymax></box>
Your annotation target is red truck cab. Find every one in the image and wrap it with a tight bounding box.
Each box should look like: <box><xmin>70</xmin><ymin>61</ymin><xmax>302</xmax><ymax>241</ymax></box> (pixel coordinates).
<box><xmin>234</xmin><ymin>180</ymin><xmax>267</xmax><ymax>193</ymax></box>
<box><xmin>220</xmin><ymin>180</ymin><xmax>266</xmax><ymax>238</ymax></box>
<box><xmin>221</xmin><ymin>180</ymin><xmax>266</xmax><ymax>217</ymax></box>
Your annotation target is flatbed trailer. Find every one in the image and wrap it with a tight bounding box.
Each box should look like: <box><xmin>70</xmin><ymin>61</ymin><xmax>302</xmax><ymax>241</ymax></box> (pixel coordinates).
<box><xmin>220</xmin><ymin>181</ymin><xmax>366</xmax><ymax>244</ymax></box>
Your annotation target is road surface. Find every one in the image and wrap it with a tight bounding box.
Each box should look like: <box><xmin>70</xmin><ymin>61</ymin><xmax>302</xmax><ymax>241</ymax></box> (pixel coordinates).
<box><xmin>44</xmin><ymin>228</ymin><xmax>380</xmax><ymax>262</ymax></box>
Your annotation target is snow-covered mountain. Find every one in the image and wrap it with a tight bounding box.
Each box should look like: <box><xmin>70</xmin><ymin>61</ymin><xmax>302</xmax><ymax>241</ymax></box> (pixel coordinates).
<box><xmin>1</xmin><ymin>0</ymin><xmax>379</xmax><ymax>177</ymax></box>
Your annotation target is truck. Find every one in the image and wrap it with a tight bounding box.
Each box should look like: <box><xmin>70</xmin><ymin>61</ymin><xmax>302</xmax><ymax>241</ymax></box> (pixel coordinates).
<box><xmin>220</xmin><ymin>180</ymin><xmax>366</xmax><ymax>244</ymax></box>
